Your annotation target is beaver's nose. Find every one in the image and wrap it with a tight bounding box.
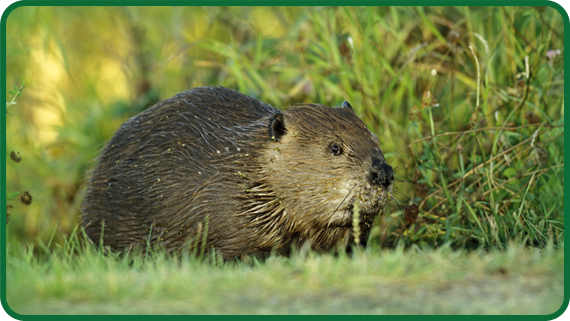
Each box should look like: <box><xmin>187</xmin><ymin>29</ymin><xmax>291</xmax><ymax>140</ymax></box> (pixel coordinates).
<box><xmin>370</xmin><ymin>158</ymin><xmax>394</xmax><ymax>188</ymax></box>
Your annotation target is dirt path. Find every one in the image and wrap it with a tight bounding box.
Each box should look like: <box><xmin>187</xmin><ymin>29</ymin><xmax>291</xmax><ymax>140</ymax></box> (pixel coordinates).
<box><xmin>14</xmin><ymin>273</ymin><xmax>563</xmax><ymax>315</ymax></box>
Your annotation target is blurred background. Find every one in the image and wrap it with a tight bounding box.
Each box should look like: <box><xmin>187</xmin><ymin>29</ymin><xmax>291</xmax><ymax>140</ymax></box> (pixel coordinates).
<box><xmin>5</xmin><ymin>6</ymin><xmax>564</xmax><ymax>250</ymax></box>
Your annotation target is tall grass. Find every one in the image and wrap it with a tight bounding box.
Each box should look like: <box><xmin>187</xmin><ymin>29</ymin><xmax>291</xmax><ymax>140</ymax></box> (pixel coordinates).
<box><xmin>5</xmin><ymin>6</ymin><xmax>564</xmax><ymax>251</ymax></box>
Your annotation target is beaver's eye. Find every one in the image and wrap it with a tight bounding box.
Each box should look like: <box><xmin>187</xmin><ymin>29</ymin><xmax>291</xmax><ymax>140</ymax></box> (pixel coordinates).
<box><xmin>330</xmin><ymin>143</ymin><xmax>343</xmax><ymax>156</ymax></box>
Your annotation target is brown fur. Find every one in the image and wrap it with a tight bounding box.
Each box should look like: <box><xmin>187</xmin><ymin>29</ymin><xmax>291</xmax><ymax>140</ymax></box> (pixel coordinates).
<box><xmin>81</xmin><ymin>86</ymin><xmax>393</xmax><ymax>260</ymax></box>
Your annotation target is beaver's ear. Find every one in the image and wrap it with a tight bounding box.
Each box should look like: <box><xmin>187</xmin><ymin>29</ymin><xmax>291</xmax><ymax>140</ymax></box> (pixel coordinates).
<box><xmin>341</xmin><ymin>101</ymin><xmax>355</xmax><ymax>113</ymax></box>
<box><xmin>268</xmin><ymin>112</ymin><xmax>287</xmax><ymax>142</ymax></box>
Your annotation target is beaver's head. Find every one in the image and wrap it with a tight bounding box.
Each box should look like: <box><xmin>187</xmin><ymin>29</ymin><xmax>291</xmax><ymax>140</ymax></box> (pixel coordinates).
<box><xmin>256</xmin><ymin>101</ymin><xmax>393</xmax><ymax>248</ymax></box>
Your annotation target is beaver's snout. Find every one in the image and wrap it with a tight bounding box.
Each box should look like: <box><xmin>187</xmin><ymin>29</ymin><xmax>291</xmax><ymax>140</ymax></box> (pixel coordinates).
<box><xmin>370</xmin><ymin>158</ymin><xmax>394</xmax><ymax>188</ymax></box>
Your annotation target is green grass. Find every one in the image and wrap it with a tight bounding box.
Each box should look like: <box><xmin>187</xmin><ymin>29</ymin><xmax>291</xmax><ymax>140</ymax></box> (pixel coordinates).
<box><xmin>6</xmin><ymin>234</ymin><xmax>564</xmax><ymax>315</ymax></box>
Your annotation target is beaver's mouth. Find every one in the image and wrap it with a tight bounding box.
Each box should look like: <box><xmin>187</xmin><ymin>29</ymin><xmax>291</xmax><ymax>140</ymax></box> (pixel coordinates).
<box><xmin>356</xmin><ymin>183</ymin><xmax>393</xmax><ymax>212</ymax></box>
<box><xmin>325</xmin><ymin>183</ymin><xmax>393</xmax><ymax>229</ymax></box>
<box><xmin>338</xmin><ymin>183</ymin><xmax>393</xmax><ymax>228</ymax></box>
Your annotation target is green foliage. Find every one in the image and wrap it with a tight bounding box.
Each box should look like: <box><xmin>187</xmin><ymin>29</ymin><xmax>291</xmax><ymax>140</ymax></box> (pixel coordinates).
<box><xmin>5</xmin><ymin>80</ymin><xmax>25</xmax><ymax>114</ymax></box>
<box><xmin>5</xmin><ymin>6</ymin><xmax>564</xmax><ymax>251</ymax></box>
<box><xmin>6</xmin><ymin>191</ymin><xmax>20</xmax><ymax>200</ymax></box>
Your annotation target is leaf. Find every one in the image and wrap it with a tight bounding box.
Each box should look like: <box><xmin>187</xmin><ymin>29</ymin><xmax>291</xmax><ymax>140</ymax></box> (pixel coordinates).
<box><xmin>6</xmin><ymin>191</ymin><xmax>20</xmax><ymax>200</ymax></box>
<box><xmin>503</xmin><ymin>168</ymin><xmax>517</xmax><ymax>179</ymax></box>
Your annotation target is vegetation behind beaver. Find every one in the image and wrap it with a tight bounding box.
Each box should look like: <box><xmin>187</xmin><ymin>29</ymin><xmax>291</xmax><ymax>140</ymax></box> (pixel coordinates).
<box><xmin>81</xmin><ymin>86</ymin><xmax>393</xmax><ymax>260</ymax></box>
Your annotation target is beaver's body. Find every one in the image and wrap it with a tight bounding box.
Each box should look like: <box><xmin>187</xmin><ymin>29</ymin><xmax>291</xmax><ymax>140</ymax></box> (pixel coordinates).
<box><xmin>81</xmin><ymin>86</ymin><xmax>393</xmax><ymax>260</ymax></box>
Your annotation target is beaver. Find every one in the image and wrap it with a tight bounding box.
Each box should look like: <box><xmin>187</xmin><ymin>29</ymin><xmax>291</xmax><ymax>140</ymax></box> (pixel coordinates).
<box><xmin>81</xmin><ymin>86</ymin><xmax>393</xmax><ymax>260</ymax></box>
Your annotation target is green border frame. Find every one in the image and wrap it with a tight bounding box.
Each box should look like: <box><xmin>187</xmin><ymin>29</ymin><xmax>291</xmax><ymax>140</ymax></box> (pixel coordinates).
<box><xmin>0</xmin><ymin>0</ymin><xmax>570</xmax><ymax>320</ymax></box>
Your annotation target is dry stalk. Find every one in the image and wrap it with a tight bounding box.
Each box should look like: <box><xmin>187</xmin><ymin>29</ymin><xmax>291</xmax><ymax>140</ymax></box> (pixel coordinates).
<box><xmin>415</xmin><ymin>125</ymin><xmax>562</xmax><ymax>214</ymax></box>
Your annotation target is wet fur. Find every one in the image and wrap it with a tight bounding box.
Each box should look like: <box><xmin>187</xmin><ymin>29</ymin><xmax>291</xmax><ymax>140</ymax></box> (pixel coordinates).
<box><xmin>82</xmin><ymin>86</ymin><xmax>392</xmax><ymax>260</ymax></box>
